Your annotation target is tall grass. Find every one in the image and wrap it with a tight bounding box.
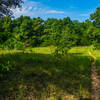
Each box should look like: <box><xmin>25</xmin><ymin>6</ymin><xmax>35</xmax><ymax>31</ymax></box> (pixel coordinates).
<box><xmin>0</xmin><ymin>47</ymin><xmax>91</xmax><ymax>100</ymax></box>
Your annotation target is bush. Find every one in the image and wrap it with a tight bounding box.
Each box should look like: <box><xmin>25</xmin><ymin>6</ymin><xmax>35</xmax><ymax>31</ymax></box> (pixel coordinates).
<box><xmin>2</xmin><ymin>38</ymin><xmax>24</xmax><ymax>49</ymax></box>
<box><xmin>93</xmin><ymin>40</ymin><xmax>100</xmax><ymax>50</ymax></box>
<box><xmin>0</xmin><ymin>61</ymin><xmax>11</xmax><ymax>78</ymax></box>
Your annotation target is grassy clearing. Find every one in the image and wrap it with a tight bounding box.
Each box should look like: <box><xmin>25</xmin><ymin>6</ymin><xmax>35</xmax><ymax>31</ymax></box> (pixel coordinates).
<box><xmin>0</xmin><ymin>46</ymin><xmax>93</xmax><ymax>100</ymax></box>
<box><xmin>69</xmin><ymin>46</ymin><xmax>100</xmax><ymax>76</ymax></box>
<box><xmin>26</xmin><ymin>46</ymin><xmax>56</xmax><ymax>54</ymax></box>
<box><xmin>69</xmin><ymin>46</ymin><xmax>100</xmax><ymax>57</ymax></box>
<box><xmin>68</xmin><ymin>46</ymin><xmax>91</xmax><ymax>56</ymax></box>
<box><xmin>91</xmin><ymin>50</ymin><xmax>100</xmax><ymax>57</ymax></box>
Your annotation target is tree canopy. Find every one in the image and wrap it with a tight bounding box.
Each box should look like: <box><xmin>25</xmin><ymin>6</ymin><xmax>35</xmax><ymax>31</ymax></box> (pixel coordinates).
<box><xmin>90</xmin><ymin>7</ymin><xmax>100</xmax><ymax>27</ymax></box>
<box><xmin>0</xmin><ymin>7</ymin><xmax>100</xmax><ymax>51</ymax></box>
<box><xmin>0</xmin><ymin>0</ymin><xmax>23</xmax><ymax>18</ymax></box>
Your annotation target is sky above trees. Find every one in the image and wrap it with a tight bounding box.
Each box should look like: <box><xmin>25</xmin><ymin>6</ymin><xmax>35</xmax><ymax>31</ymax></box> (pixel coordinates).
<box><xmin>13</xmin><ymin>0</ymin><xmax>100</xmax><ymax>21</ymax></box>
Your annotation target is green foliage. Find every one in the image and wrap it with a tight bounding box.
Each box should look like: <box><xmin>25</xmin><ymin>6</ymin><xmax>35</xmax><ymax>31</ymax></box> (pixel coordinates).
<box><xmin>0</xmin><ymin>48</ymin><xmax>91</xmax><ymax>99</ymax></box>
<box><xmin>90</xmin><ymin>7</ymin><xmax>100</xmax><ymax>27</ymax></box>
<box><xmin>0</xmin><ymin>16</ymin><xmax>13</xmax><ymax>44</ymax></box>
<box><xmin>0</xmin><ymin>7</ymin><xmax>100</xmax><ymax>52</ymax></box>
<box><xmin>1</xmin><ymin>6</ymin><xmax>100</xmax><ymax>100</ymax></box>
<box><xmin>0</xmin><ymin>16</ymin><xmax>44</xmax><ymax>48</ymax></box>
<box><xmin>1</xmin><ymin>37</ymin><xmax>23</xmax><ymax>49</ymax></box>
<box><xmin>93</xmin><ymin>40</ymin><xmax>100</xmax><ymax>50</ymax></box>
<box><xmin>0</xmin><ymin>61</ymin><xmax>11</xmax><ymax>77</ymax></box>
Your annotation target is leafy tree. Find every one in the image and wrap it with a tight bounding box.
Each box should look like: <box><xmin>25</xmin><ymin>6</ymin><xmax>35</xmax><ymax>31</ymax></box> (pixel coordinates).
<box><xmin>31</xmin><ymin>17</ymin><xmax>44</xmax><ymax>46</ymax></box>
<box><xmin>57</xmin><ymin>19</ymin><xmax>78</xmax><ymax>55</ymax></box>
<box><xmin>90</xmin><ymin>7</ymin><xmax>100</xmax><ymax>27</ymax></box>
<box><xmin>0</xmin><ymin>0</ymin><xmax>23</xmax><ymax>17</ymax></box>
<box><xmin>1</xmin><ymin>7</ymin><xmax>100</xmax><ymax>50</ymax></box>
<box><xmin>90</xmin><ymin>7</ymin><xmax>100</xmax><ymax>49</ymax></box>
<box><xmin>80</xmin><ymin>20</ymin><xmax>93</xmax><ymax>45</ymax></box>
<box><xmin>0</xmin><ymin>16</ymin><xmax>13</xmax><ymax>44</ymax></box>
<box><xmin>93</xmin><ymin>40</ymin><xmax>100</xmax><ymax>50</ymax></box>
<box><xmin>43</xmin><ymin>18</ymin><xmax>58</xmax><ymax>46</ymax></box>
<box><xmin>19</xmin><ymin>17</ymin><xmax>32</xmax><ymax>42</ymax></box>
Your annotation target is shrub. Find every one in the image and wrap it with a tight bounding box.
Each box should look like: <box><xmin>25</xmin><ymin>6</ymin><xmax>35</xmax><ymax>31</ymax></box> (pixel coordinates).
<box><xmin>93</xmin><ymin>40</ymin><xmax>100</xmax><ymax>50</ymax></box>
<box><xmin>0</xmin><ymin>61</ymin><xmax>11</xmax><ymax>78</ymax></box>
<box><xmin>2</xmin><ymin>38</ymin><xmax>24</xmax><ymax>49</ymax></box>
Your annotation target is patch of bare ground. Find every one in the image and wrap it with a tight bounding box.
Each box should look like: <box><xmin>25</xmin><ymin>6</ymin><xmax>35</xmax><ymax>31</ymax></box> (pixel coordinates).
<box><xmin>88</xmin><ymin>51</ymin><xmax>100</xmax><ymax>100</ymax></box>
<box><xmin>91</xmin><ymin>62</ymin><xmax>100</xmax><ymax>100</ymax></box>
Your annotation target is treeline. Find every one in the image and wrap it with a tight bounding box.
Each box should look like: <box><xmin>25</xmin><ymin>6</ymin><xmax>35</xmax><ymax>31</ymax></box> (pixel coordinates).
<box><xmin>0</xmin><ymin>8</ymin><xmax>100</xmax><ymax>50</ymax></box>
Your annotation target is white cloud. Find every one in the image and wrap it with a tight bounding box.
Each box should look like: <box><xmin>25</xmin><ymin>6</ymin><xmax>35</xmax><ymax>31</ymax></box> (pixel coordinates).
<box><xmin>80</xmin><ymin>14</ymin><xmax>89</xmax><ymax>17</ymax></box>
<box><xmin>12</xmin><ymin>0</ymin><xmax>65</xmax><ymax>18</ymax></box>
<box><xmin>13</xmin><ymin>7</ymin><xmax>27</xmax><ymax>15</ymax></box>
<box><xmin>11</xmin><ymin>0</ymin><xmax>90</xmax><ymax>21</ymax></box>
<box><xmin>12</xmin><ymin>1</ymin><xmax>39</xmax><ymax>17</ymax></box>
<box><xmin>46</xmin><ymin>10</ymin><xmax>65</xmax><ymax>14</ymax></box>
<box><xmin>70</xmin><ymin>6</ymin><xmax>76</xmax><ymax>9</ymax></box>
<box><xmin>34</xmin><ymin>7</ymin><xmax>38</xmax><ymax>11</ymax></box>
<box><xmin>28</xmin><ymin>7</ymin><xmax>33</xmax><ymax>10</ymax></box>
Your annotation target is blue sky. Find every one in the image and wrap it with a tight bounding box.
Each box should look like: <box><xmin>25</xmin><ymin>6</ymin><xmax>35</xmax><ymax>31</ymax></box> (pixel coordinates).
<box><xmin>13</xmin><ymin>0</ymin><xmax>100</xmax><ymax>21</ymax></box>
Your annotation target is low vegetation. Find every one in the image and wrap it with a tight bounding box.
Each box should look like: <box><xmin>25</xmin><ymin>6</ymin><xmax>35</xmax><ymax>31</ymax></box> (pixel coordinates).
<box><xmin>0</xmin><ymin>47</ymin><xmax>91</xmax><ymax>100</ymax></box>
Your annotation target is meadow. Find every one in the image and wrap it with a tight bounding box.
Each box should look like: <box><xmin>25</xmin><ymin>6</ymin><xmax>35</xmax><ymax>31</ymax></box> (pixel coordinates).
<box><xmin>0</xmin><ymin>46</ymin><xmax>96</xmax><ymax>100</ymax></box>
<box><xmin>1</xmin><ymin>1</ymin><xmax>100</xmax><ymax>100</ymax></box>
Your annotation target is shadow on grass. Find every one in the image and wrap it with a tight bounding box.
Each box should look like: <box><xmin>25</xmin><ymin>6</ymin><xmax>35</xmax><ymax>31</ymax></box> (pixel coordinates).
<box><xmin>0</xmin><ymin>52</ymin><xmax>91</xmax><ymax>100</ymax></box>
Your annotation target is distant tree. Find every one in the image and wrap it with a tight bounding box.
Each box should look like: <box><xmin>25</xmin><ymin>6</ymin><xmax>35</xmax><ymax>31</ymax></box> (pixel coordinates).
<box><xmin>80</xmin><ymin>20</ymin><xmax>93</xmax><ymax>45</ymax></box>
<box><xmin>87</xmin><ymin>25</ymin><xmax>100</xmax><ymax>43</ymax></box>
<box><xmin>19</xmin><ymin>16</ymin><xmax>32</xmax><ymax>41</ymax></box>
<box><xmin>58</xmin><ymin>18</ymin><xmax>78</xmax><ymax>54</ymax></box>
<box><xmin>12</xmin><ymin>16</ymin><xmax>33</xmax><ymax>47</ymax></box>
<box><xmin>0</xmin><ymin>16</ymin><xmax>12</xmax><ymax>44</ymax></box>
<box><xmin>90</xmin><ymin>7</ymin><xmax>100</xmax><ymax>49</ymax></box>
<box><xmin>43</xmin><ymin>18</ymin><xmax>58</xmax><ymax>46</ymax></box>
<box><xmin>90</xmin><ymin>7</ymin><xmax>100</xmax><ymax>27</ymax></box>
<box><xmin>1</xmin><ymin>9</ymin><xmax>100</xmax><ymax>50</ymax></box>
<box><xmin>31</xmin><ymin>17</ymin><xmax>44</xmax><ymax>46</ymax></box>
<box><xmin>0</xmin><ymin>0</ymin><xmax>23</xmax><ymax>18</ymax></box>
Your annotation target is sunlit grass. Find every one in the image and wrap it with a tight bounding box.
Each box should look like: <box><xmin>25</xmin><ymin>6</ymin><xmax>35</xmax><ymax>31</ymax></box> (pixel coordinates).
<box><xmin>91</xmin><ymin>50</ymin><xmax>100</xmax><ymax>57</ymax></box>
<box><xmin>68</xmin><ymin>46</ymin><xmax>91</xmax><ymax>56</ymax></box>
<box><xmin>25</xmin><ymin>46</ymin><xmax>56</xmax><ymax>54</ymax></box>
<box><xmin>1</xmin><ymin>46</ymin><xmax>100</xmax><ymax>57</ymax></box>
<box><xmin>69</xmin><ymin>46</ymin><xmax>100</xmax><ymax>58</ymax></box>
<box><xmin>0</xmin><ymin>49</ymin><xmax>21</xmax><ymax>55</ymax></box>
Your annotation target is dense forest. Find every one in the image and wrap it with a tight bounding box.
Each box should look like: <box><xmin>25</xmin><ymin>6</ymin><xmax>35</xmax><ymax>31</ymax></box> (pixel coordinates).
<box><xmin>0</xmin><ymin>7</ymin><xmax>100</xmax><ymax>52</ymax></box>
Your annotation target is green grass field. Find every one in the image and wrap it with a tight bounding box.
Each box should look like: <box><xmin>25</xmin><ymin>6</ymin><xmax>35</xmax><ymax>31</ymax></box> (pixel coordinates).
<box><xmin>0</xmin><ymin>46</ymin><xmax>100</xmax><ymax>100</ymax></box>
<box><xmin>69</xmin><ymin>46</ymin><xmax>100</xmax><ymax>76</ymax></box>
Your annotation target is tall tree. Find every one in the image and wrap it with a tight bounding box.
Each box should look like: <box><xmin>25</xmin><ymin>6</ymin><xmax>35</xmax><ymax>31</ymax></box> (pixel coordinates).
<box><xmin>0</xmin><ymin>16</ymin><xmax>12</xmax><ymax>44</ymax></box>
<box><xmin>90</xmin><ymin>7</ymin><xmax>100</xmax><ymax>27</ymax></box>
<box><xmin>31</xmin><ymin>17</ymin><xmax>44</xmax><ymax>46</ymax></box>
